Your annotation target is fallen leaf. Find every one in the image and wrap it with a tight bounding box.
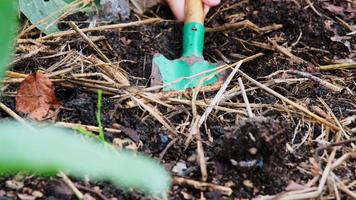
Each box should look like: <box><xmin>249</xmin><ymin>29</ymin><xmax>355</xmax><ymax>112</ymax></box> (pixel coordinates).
<box><xmin>16</xmin><ymin>72</ymin><xmax>60</xmax><ymax>121</ymax></box>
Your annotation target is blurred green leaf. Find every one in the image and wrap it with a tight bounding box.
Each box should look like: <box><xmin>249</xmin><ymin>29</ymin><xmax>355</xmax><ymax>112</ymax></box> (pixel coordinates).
<box><xmin>0</xmin><ymin>122</ymin><xmax>171</xmax><ymax>195</ymax></box>
<box><xmin>0</xmin><ymin>0</ymin><xmax>17</xmax><ymax>80</ymax></box>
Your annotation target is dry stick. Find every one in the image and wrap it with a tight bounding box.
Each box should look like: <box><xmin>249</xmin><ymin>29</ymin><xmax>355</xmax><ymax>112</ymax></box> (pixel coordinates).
<box><xmin>347</xmin><ymin>30</ymin><xmax>356</xmax><ymax>36</ymax></box>
<box><xmin>125</xmin><ymin>91</ymin><xmax>177</xmax><ymax>136</ymax></box>
<box><xmin>159</xmin><ymin>138</ymin><xmax>178</xmax><ymax>161</ymax></box>
<box><xmin>69</xmin><ymin>21</ymin><xmax>110</xmax><ymax>63</ymax></box>
<box><xmin>318</xmin><ymin>98</ymin><xmax>355</xmax><ymax>148</ymax></box>
<box><xmin>191</xmin><ymin>116</ymin><xmax>208</xmax><ymax>182</ymax></box>
<box><xmin>286</xmin><ymin>70</ymin><xmax>343</xmax><ymax>92</ymax></box>
<box><xmin>11</xmin><ymin>46</ymin><xmax>48</xmax><ymax>65</ymax></box>
<box><xmin>319</xmin><ymin>62</ymin><xmax>356</xmax><ymax>71</ymax></box>
<box><xmin>238</xmin><ymin>70</ymin><xmax>340</xmax><ymax>131</ymax></box>
<box><xmin>305</xmin><ymin>0</ymin><xmax>323</xmax><ymax>17</ymax></box>
<box><xmin>68</xmin><ymin>22</ymin><xmax>129</xmax><ymax>86</ymax></box>
<box><xmin>198</xmin><ymin>61</ymin><xmax>243</xmax><ymax>127</ymax></box>
<box><xmin>336</xmin><ymin>179</ymin><xmax>356</xmax><ymax>199</ymax></box>
<box><xmin>269</xmin><ymin>39</ymin><xmax>306</xmax><ymax>64</ymax></box>
<box><xmin>0</xmin><ymin>102</ymin><xmax>33</xmax><ymax>129</ymax></box>
<box><xmin>75</xmin><ymin>183</ymin><xmax>110</xmax><ymax>200</ymax></box>
<box><xmin>238</xmin><ymin>77</ymin><xmax>254</xmax><ymax>118</ymax></box>
<box><xmin>46</xmin><ymin>50</ymin><xmax>76</xmax><ymax>72</ymax></box>
<box><xmin>56</xmin><ymin>122</ymin><xmax>122</xmax><ymax>134</ymax></box>
<box><xmin>87</xmin><ymin>56</ymin><xmax>130</xmax><ymax>86</ymax></box>
<box><xmin>173</xmin><ymin>176</ymin><xmax>232</xmax><ymax>196</ymax></box>
<box><xmin>39</xmin><ymin>18</ymin><xmax>161</xmax><ymax>41</ymax></box>
<box><xmin>58</xmin><ymin>171</ymin><xmax>84</xmax><ymax>200</ymax></box>
<box><xmin>206</xmin><ymin>20</ymin><xmax>282</xmax><ymax>33</ymax></box>
<box><xmin>169</xmin><ymin>98</ymin><xmax>246</xmax><ymax>114</ymax></box>
<box><xmin>334</xmin><ymin>16</ymin><xmax>354</xmax><ymax>32</ymax></box>
<box><xmin>331</xmin><ymin>152</ymin><xmax>356</xmax><ymax>170</ymax></box>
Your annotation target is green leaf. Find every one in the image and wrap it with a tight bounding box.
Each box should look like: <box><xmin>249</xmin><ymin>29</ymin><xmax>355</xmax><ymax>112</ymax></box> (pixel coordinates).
<box><xmin>0</xmin><ymin>122</ymin><xmax>171</xmax><ymax>195</ymax></box>
<box><xmin>19</xmin><ymin>0</ymin><xmax>71</xmax><ymax>34</ymax></box>
<box><xmin>0</xmin><ymin>0</ymin><xmax>17</xmax><ymax>80</ymax></box>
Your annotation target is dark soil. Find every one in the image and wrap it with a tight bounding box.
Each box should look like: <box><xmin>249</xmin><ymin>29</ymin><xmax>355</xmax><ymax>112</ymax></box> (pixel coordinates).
<box><xmin>1</xmin><ymin>0</ymin><xmax>355</xmax><ymax>199</ymax></box>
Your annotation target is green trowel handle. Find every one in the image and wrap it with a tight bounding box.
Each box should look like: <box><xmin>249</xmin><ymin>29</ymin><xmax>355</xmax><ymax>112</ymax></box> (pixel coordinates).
<box><xmin>182</xmin><ymin>0</ymin><xmax>205</xmax><ymax>58</ymax></box>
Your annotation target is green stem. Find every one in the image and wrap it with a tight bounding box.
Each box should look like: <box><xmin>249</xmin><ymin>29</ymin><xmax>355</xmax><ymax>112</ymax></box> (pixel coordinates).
<box><xmin>96</xmin><ymin>89</ymin><xmax>104</xmax><ymax>141</ymax></box>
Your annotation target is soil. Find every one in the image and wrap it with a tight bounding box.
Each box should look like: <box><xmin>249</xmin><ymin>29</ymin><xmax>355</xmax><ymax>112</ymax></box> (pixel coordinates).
<box><xmin>0</xmin><ymin>0</ymin><xmax>355</xmax><ymax>199</ymax></box>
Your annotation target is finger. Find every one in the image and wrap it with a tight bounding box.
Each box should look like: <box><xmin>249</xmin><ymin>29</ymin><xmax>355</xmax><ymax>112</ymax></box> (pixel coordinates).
<box><xmin>204</xmin><ymin>5</ymin><xmax>210</xmax><ymax>17</ymax></box>
<box><xmin>165</xmin><ymin>0</ymin><xmax>185</xmax><ymax>21</ymax></box>
<box><xmin>203</xmin><ymin>0</ymin><xmax>221</xmax><ymax>7</ymax></box>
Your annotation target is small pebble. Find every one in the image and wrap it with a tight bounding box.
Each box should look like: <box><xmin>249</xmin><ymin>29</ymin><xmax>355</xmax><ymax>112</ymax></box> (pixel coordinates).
<box><xmin>18</xmin><ymin>193</ymin><xmax>35</xmax><ymax>200</ymax></box>
<box><xmin>159</xmin><ymin>133</ymin><xmax>168</xmax><ymax>144</ymax></box>
<box><xmin>5</xmin><ymin>180</ymin><xmax>24</xmax><ymax>190</ymax></box>
<box><xmin>187</xmin><ymin>154</ymin><xmax>197</xmax><ymax>162</ymax></box>
<box><xmin>32</xmin><ymin>191</ymin><xmax>43</xmax><ymax>198</ymax></box>
<box><xmin>243</xmin><ymin>179</ymin><xmax>254</xmax><ymax>188</ymax></box>
<box><xmin>249</xmin><ymin>147</ymin><xmax>258</xmax><ymax>155</ymax></box>
<box><xmin>229</xmin><ymin>159</ymin><xmax>238</xmax><ymax>166</ymax></box>
<box><xmin>172</xmin><ymin>161</ymin><xmax>187</xmax><ymax>176</ymax></box>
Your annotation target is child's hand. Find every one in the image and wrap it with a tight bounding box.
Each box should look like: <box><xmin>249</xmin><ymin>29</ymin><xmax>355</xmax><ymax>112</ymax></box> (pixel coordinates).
<box><xmin>165</xmin><ymin>0</ymin><xmax>220</xmax><ymax>21</ymax></box>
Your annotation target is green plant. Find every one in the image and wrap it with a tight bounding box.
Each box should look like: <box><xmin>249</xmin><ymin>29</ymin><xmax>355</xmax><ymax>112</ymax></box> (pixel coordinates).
<box><xmin>0</xmin><ymin>122</ymin><xmax>170</xmax><ymax>194</ymax></box>
<box><xmin>96</xmin><ymin>89</ymin><xmax>105</xmax><ymax>141</ymax></box>
<box><xmin>0</xmin><ymin>0</ymin><xmax>17</xmax><ymax>79</ymax></box>
<box><xmin>0</xmin><ymin>0</ymin><xmax>171</xmax><ymax>195</ymax></box>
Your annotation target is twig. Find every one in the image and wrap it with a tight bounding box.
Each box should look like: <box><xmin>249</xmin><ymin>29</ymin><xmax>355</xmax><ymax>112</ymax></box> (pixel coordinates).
<box><xmin>55</xmin><ymin>122</ymin><xmax>122</xmax><ymax>134</ymax></box>
<box><xmin>58</xmin><ymin>171</ymin><xmax>84</xmax><ymax>200</ymax></box>
<box><xmin>75</xmin><ymin>184</ymin><xmax>110</xmax><ymax>200</ymax></box>
<box><xmin>173</xmin><ymin>176</ymin><xmax>232</xmax><ymax>196</ymax></box>
<box><xmin>68</xmin><ymin>22</ymin><xmax>129</xmax><ymax>86</ymax></box>
<box><xmin>319</xmin><ymin>62</ymin><xmax>356</xmax><ymax>71</ymax></box>
<box><xmin>305</xmin><ymin>0</ymin><xmax>323</xmax><ymax>17</ymax></box>
<box><xmin>38</xmin><ymin>18</ymin><xmax>162</xmax><ymax>41</ymax></box>
<box><xmin>206</xmin><ymin>20</ymin><xmax>282</xmax><ymax>34</ymax></box>
<box><xmin>125</xmin><ymin>91</ymin><xmax>177</xmax><ymax>136</ymax></box>
<box><xmin>318</xmin><ymin>98</ymin><xmax>354</xmax><ymax>148</ymax></box>
<box><xmin>286</xmin><ymin>70</ymin><xmax>343</xmax><ymax>92</ymax></box>
<box><xmin>194</xmin><ymin>117</ymin><xmax>208</xmax><ymax>182</ymax></box>
<box><xmin>0</xmin><ymin>102</ymin><xmax>34</xmax><ymax>130</ymax></box>
<box><xmin>198</xmin><ymin>61</ymin><xmax>243</xmax><ymax>127</ymax></box>
<box><xmin>159</xmin><ymin>138</ymin><xmax>178</xmax><ymax>161</ymax></box>
<box><xmin>238</xmin><ymin>77</ymin><xmax>254</xmax><ymax>118</ymax></box>
<box><xmin>87</xmin><ymin>56</ymin><xmax>129</xmax><ymax>86</ymax></box>
<box><xmin>268</xmin><ymin>39</ymin><xmax>306</xmax><ymax>64</ymax></box>
<box><xmin>238</xmin><ymin>70</ymin><xmax>340</xmax><ymax>131</ymax></box>
<box><xmin>69</xmin><ymin>21</ymin><xmax>110</xmax><ymax>63</ymax></box>
<box><xmin>331</xmin><ymin>152</ymin><xmax>356</xmax><ymax>170</ymax></box>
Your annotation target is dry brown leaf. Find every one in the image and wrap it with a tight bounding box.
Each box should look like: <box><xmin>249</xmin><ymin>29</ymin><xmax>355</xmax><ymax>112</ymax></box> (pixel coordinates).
<box><xmin>16</xmin><ymin>72</ymin><xmax>60</xmax><ymax>121</ymax></box>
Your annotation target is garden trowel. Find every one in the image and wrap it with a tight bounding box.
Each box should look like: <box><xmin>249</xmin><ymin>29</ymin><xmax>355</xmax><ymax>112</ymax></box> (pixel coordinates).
<box><xmin>151</xmin><ymin>0</ymin><xmax>221</xmax><ymax>91</ymax></box>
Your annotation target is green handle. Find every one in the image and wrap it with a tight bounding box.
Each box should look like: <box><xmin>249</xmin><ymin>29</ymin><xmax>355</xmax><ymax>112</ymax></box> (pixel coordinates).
<box><xmin>182</xmin><ymin>22</ymin><xmax>205</xmax><ymax>57</ymax></box>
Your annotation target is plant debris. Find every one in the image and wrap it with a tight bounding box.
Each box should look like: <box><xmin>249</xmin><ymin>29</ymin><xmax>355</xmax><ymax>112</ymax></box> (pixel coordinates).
<box><xmin>1</xmin><ymin>0</ymin><xmax>355</xmax><ymax>199</ymax></box>
<box><xmin>15</xmin><ymin>72</ymin><xmax>60</xmax><ymax>121</ymax></box>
